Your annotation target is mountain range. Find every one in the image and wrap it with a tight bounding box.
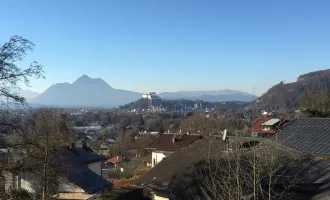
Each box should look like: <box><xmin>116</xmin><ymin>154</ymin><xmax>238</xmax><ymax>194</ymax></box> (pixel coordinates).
<box><xmin>16</xmin><ymin>68</ymin><xmax>330</xmax><ymax>108</ymax></box>
<box><xmin>12</xmin><ymin>75</ymin><xmax>256</xmax><ymax>107</ymax></box>
<box><xmin>10</xmin><ymin>88</ymin><xmax>40</xmax><ymax>102</ymax></box>
<box><xmin>30</xmin><ymin>75</ymin><xmax>141</xmax><ymax>107</ymax></box>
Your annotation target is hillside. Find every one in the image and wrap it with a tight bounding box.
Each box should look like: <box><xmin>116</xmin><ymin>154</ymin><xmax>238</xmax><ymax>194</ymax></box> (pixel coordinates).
<box><xmin>251</xmin><ymin>69</ymin><xmax>330</xmax><ymax>110</ymax></box>
<box><xmin>31</xmin><ymin>75</ymin><xmax>141</xmax><ymax>107</ymax></box>
<box><xmin>14</xmin><ymin>89</ymin><xmax>40</xmax><ymax>101</ymax></box>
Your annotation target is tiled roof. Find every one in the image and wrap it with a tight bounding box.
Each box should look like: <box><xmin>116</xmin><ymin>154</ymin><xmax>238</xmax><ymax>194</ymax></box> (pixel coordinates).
<box><xmin>68</xmin><ymin>147</ymin><xmax>106</xmax><ymax>164</ymax></box>
<box><xmin>5</xmin><ymin>146</ymin><xmax>111</xmax><ymax>194</ymax></box>
<box><xmin>62</xmin><ymin>161</ymin><xmax>111</xmax><ymax>194</ymax></box>
<box><xmin>249</xmin><ymin>118</ymin><xmax>271</xmax><ymax>132</ymax></box>
<box><xmin>145</xmin><ymin>133</ymin><xmax>202</xmax><ymax>152</ymax></box>
<box><xmin>59</xmin><ymin>147</ymin><xmax>111</xmax><ymax>193</ymax></box>
<box><xmin>274</xmin><ymin>118</ymin><xmax>330</xmax><ymax>156</ymax></box>
<box><xmin>137</xmin><ymin>136</ymin><xmax>330</xmax><ymax>199</ymax></box>
<box><xmin>107</xmin><ymin>156</ymin><xmax>122</xmax><ymax>164</ymax></box>
<box><xmin>137</xmin><ymin>136</ymin><xmax>227</xmax><ymax>191</ymax></box>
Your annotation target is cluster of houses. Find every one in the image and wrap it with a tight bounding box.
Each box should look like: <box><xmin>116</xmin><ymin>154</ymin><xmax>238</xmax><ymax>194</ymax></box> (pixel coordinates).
<box><xmin>130</xmin><ymin>106</ymin><xmax>166</xmax><ymax>114</ymax></box>
<box><xmin>131</xmin><ymin>117</ymin><xmax>330</xmax><ymax>199</ymax></box>
<box><xmin>4</xmin><ymin>116</ymin><xmax>330</xmax><ymax>199</ymax></box>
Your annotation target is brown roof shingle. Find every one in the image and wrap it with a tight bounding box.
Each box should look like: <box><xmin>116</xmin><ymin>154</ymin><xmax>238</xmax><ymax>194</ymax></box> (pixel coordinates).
<box><xmin>145</xmin><ymin>133</ymin><xmax>202</xmax><ymax>152</ymax></box>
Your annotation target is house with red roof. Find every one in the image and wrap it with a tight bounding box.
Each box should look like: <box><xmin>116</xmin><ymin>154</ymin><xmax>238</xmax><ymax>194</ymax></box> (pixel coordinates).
<box><xmin>249</xmin><ymin>117</ymin><xmax>271</xmax><ymax>133</ymax></box>
<box><xmin>145</xmin><ymin>133</ymin><xmax>202</xmax><ymax>167</ymax></box>
<box><xmin>106</xmin><ymin>156</ymin><xmax>122</xmax><ymax>168</ymax></box>
<box><xmin>249</xmin><ymin>117</ymin><xmax>294</xmax><ymax>136</ymax></box>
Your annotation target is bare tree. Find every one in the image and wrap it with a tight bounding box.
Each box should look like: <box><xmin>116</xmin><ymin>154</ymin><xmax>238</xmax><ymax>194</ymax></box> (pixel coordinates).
<box><xmin>0</xmin><ymin>35</ymin><xmax>44</xmax><ymax>198</ymax></box>
<box><xmin>181</xmin><ymin>115</ymin><xmax>245</xmax><ymax>135</ymax></box>
<box><xmin>194</xmin><ymin>135</ymin><xmax>307</xmax><ymax>200</ymax></box>
<box><xmin>12</xmin><ymin>108</ymin><xmax>75</xmax><ymax>200</ymax></box>
<box><xmin>0</xmin><ymin>35</ymin><xmax>44</xmax><ymax>136</ymax></box>
<box><xmin>0</xmin><ymin>35</ymin><xmax>44</xmax><ymax>104</ymax></box>
<box><xmin>296</xmin><ymin>86</ymin><xmax>330</xmax><ymax>117</ymax></box>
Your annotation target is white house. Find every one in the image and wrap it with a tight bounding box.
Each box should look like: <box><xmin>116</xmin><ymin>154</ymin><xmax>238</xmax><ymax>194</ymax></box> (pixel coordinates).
<box><xmin>260</xmin><ymin>118</ymin><xmax>280</xmax><ymax>132</ymax></box>
<box><xmin>151</xmin><ymin>151</ymin><xmax>172</xmax><ymax>168</ymax></box>
<box><xmin>145</xmin><ymin>133</ymin><xmax>202</xmax><ymax>168</ymax></box>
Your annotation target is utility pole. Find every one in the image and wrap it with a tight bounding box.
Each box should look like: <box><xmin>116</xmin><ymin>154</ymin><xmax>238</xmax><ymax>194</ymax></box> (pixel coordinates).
<box><xmin>253</xmin><ymin>84</ymin><xmax>256</xmax><ymax>122</ymax></box>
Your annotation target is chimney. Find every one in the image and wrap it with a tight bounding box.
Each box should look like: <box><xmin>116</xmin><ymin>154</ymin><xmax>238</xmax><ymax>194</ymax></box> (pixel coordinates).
<box><xmin>172</xmin><ymin>135</ymin><xmax>176</xmax><ymax>143</ymax></box>
<box><xmin>116</xmin><ymin>156</ymin><xmax>119</xmax><ymax>159</ymax></box>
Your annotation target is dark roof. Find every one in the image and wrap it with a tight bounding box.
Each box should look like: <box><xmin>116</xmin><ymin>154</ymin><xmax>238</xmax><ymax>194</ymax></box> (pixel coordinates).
<box><xmin>68</xmin><ymin>147</ymin><xmax>107</xmax><ymax>164</ymax></box>
<box><xmin>62</xmin><ymin>147</ymin><xmax>110</xmax><ymax>193</ymax></box>
<box><xmin>275</xmin><ymin>118</ymin><xmax>330</xmax><ymax>156</ymax></box>
<box><xmin>9</xmin><ymin>146</ymin><xmax>111</xmax><ymax>194</ymax></box>
<box><xmin>137</xmin><ymin>136</ymin><xmax>228</xmax><ymax>191</ymax></box>
<box><xmin>136</xmin><ymin>136</ymin><xmax>330</xmax><ymax>200</ymax></box>
<box><xmin>63</xmin><ymin>162</ymin><xmax>111</xmax><ymax>194</ymax></box>
<box><xmin>145</xmin><ymin>133</ymin><xmax>202</xmax><ymax>152</ymax></box>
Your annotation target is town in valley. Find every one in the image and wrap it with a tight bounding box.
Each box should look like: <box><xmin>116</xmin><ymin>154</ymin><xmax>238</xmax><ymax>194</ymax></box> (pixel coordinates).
<box><xmin>1</xmin><ymin>1</ymin><xmax>330</xmax><ymax>200</ymax></box>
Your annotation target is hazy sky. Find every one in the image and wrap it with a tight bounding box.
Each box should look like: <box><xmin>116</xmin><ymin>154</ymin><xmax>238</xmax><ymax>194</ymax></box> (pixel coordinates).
<box><xmin>1</xmin><ymin>0</ymin><xmax>330</xmax><ymax>96</ymax></box>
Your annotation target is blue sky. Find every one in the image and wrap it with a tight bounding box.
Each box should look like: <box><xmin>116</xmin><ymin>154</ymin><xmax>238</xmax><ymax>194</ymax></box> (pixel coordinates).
<box><xmin>1</xmin><ymin>0</ymin><xmax>330</xmax><ymax>96</ymax></box>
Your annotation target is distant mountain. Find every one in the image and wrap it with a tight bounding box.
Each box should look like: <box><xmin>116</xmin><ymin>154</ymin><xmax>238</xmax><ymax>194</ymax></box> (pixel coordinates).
<box><xmin>31</xmin><ymin>75</ymin><xmax>141</xmax><ymax>107</ymax></box>
<box><xmin>10</xmin><ymin>88</ymin><xmax>40</xmax><ymax>101</ymax></box>
<box><xmin>158</xmin><ymin>90</ymin><xmax>256</xmax><ymax>102</ymax></box>
<box><xmin>249</xmin><ymin>69</ymin><xmax>330</xmax><ymax>110</ymax></box>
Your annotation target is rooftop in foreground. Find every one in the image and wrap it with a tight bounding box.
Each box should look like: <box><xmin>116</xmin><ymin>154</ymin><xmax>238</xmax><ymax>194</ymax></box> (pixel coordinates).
<box><xmin>145</xmin><ymin>133</ymin><xmax>202</xmax><ymax>152</ymax></box>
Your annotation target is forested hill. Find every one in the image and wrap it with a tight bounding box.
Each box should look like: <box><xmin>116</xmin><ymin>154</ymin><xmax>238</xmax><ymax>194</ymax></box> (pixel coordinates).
<box><xmin>250</xmin><ymin>69</ymin><xmax>330</xmax><ymax>110</ymax></box>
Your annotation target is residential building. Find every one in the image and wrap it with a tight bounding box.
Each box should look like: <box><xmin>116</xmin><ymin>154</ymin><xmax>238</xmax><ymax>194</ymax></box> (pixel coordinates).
<box><xmin>145</xmin><ymin>133</ymin><xmax>202</xmax><ymax>167</ymax></box>
<box><xmin>249</xmin><ymin>117</ymin><xmax>271</xmax><ymax>133</ymax></box>
<box><xmin>3</xmin><ymin>142</ymin><xmax>111</xmax><ymax>200</ymax></box>
<box><xmin>260</xmin><ymin>118</ymin><xmax>280</xmax><ymax>132</ymax></box>
<box><xmin>249</xmin><ymin>117</ymin><xmax>293</xmax><ymax>136</ymax></box>
<box><xmin>136</xmin><ymin>136</ymin><xmax>330</xmax><ymax>200</ymax></box>
<box><xmin>275</xmin><ymin>118</ymin><xmax>330</xmax><ymax>158</ymax></box>
<box><xmin>106</xmin><ymin>156</ymin><xmax>122</xmax><ymax>168</ymax></box>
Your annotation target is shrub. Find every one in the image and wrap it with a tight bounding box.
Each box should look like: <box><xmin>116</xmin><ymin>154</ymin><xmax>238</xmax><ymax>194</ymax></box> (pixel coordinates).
<box><xmin>10</xmin><ymin>189</ymin><xmax>33</xmax><ymax>200</ymax></box>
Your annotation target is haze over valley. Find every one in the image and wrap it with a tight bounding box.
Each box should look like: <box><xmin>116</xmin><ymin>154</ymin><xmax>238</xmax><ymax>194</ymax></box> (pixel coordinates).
<box><xmin>15</xmin><ymin>75</ymin><xmax>256</xmax><ymax>107</ymax></box>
